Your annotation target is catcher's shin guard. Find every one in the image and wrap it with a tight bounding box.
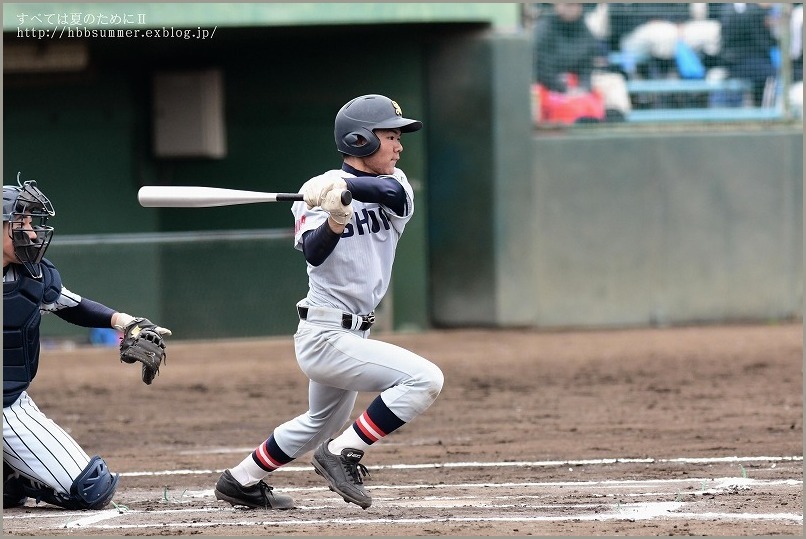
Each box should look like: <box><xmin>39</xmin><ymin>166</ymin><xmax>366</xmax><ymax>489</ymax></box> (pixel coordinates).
<box><xmin>19</xmin><ymin>455</ymin><xmax>119</xmax><ymax>510</ymax></box>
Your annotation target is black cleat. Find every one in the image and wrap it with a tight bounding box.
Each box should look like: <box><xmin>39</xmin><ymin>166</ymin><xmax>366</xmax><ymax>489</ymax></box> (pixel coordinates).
<box><xmin>311</xmin><ymin>440</ymin><xmax>371</xmax><ymax>509</ymax></box>
<box><xmin>214</xmin><ymin>470</ymin><xmax>295</xmax><ymax>510</ymax></box>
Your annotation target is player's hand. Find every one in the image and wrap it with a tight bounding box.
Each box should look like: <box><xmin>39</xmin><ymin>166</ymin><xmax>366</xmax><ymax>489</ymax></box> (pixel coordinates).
<box><xmin>302</xmin><ymin>178</ymin><xmax>347</xmax><ymax>209</ymax></box>
<box><xmin>321</xmin><ymin>188</ymin><xmax>353</xmax><ymax>225</ymax></box>
<box><xmin>114</xmin><ymin>313</ymin><xmax>172</xmax><ymax>337</ymax></box>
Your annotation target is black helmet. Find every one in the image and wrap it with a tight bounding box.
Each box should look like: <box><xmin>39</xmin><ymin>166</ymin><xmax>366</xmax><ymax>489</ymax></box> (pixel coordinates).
<box><xmin>3</xmin><ymin>174</ymin><xmax>55</xmax><ymax>278</ymax></box>
<box><xmin>334</xmin><ymin>94</ymin><xmax>422</xmax><ymax>157</ymax></box>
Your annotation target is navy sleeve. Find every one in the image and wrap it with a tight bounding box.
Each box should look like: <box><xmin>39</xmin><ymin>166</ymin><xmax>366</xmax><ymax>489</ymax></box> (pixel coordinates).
<box><xmin>344</xmin><ymin>177</ymin><xmax>407</xmax><ymax>216</ymax></box>
<box><xmin>302</xmin><ymin>221</ymin><xmax>342</xmax><ymax>266</ymax></box>
<box><xmin>54</xmin><ymin>297</ymin><xmax>116</xmax><ymax>328</ymax></box>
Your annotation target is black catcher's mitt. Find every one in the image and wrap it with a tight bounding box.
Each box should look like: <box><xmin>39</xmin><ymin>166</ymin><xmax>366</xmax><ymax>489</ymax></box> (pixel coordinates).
<box><xmin>119</xmin><ymin>318</ymin><xmax>168</xmax><ymax>384</ymax></box>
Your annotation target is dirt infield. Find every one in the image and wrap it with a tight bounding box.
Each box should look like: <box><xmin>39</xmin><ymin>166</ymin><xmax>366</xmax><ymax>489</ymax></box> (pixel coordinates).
<box><xmin>2</xmin><ymin>323</ymin><xmax>802</xmax><ymax>536</ymax></box>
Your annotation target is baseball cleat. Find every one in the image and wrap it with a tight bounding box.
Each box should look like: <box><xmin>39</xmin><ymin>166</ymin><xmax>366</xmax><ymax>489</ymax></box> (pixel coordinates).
<box><xmin>311</xmin><ymin>440</ymin><xmax>372</xmax><ymax>509</ymax></box>
<box><xmin>214</xmin><ymin>470</ymin><xmax>295</xmax><ymax>510</ymax></box>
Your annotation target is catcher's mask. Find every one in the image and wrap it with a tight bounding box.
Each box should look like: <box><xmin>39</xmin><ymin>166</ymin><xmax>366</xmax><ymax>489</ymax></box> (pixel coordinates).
<box><xmin>334</xmin><ymin>94</ymin><xmax>422</xmax><ymax>157</ymax></box>
<box><xmin>3</xmin><ymin>174</ymin><xmax>55</xmax><ymax>278</ymax></box>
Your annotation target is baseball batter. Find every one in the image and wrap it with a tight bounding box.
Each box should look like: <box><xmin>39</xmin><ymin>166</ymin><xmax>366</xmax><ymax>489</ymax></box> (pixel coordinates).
<box><xmin>214</xmin><ymin>94</ymin><xmax>444</xmax><ymax>510</ymax></box>
<box><xmin>3</xmin><ymin>176</ymin><xmax>171</xmax><ymax>510</ymax></box>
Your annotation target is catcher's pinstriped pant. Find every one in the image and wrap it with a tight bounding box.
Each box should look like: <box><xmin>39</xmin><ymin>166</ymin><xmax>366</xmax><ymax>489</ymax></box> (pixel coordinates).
<box><xmin>3</xmin><ymin>392</ymin><xmax>91</xmax><ymax>494</ymax></box>
<box><xmin>271</xmin><ymin>307</ymin><xmax>443</xmax><ymax>459</ymax></box>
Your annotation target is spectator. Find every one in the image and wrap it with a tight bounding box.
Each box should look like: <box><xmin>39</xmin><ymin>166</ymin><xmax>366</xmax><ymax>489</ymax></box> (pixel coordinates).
<box><xmin>719</xmin><ymin>3</ymin><xmax>779</xmax><ymax>106</ymax></box>
<box><xmin>535</xmin><ymin>3</ymin><xmax>599</xmax><ymax>93</ymax></box>
<box><xmin>790</xmin><ymin>3</ymin><xmax>803</xmax><ymax>115</ymax></box>
<box><xmin>608</xmin><ymin>3</ymin><xmax>721</xmax><ymax>79</ymax></box>
<box><xmin>533</xmin><ymin>2</ymin><xmax>629</xmax><ymax>123</ymax></box>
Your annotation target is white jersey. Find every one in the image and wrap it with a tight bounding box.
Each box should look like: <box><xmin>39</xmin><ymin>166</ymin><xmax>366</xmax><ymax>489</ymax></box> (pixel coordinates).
<box><xmin>292</xmin><ymin>167</ymin><xmax>414</xmax><ymax>315</ymax></box>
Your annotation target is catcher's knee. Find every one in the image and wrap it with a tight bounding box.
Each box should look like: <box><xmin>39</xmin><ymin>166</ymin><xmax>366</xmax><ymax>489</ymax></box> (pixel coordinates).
<box><xmin>20</xmin><ymin>456</ymin><xmax>119</xmax><ymax>510</ymax></box>
<box><xmin>69</xmin><ymin>455</ymin><xmax>119</xmax><ymax>509</ymax></box>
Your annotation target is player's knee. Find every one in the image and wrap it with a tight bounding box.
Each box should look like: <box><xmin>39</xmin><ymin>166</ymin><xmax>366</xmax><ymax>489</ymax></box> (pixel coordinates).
<box><xmin>418</xmin><ymin>362</ymin><xmax>444</xmax><ymax>404</ymax></box>
<box><xmin>69</xmin><ymin>455</ymin><xmax>119</xmax><ymax>509</ymax></box>
<box><xmin>37</xmin><ymin>456</ymin><xmax>119</xmax><ymax>510</ymax></box>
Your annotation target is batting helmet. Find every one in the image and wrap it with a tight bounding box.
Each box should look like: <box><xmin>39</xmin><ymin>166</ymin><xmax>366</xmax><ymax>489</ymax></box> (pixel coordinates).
<box><xmin>3</xmin><ymin>174</ymin><xmax>55</xmax><ymax>278</ymax></box>
<box><xmin>334</xmin><ymin>94</ymin><xmax>422</xmax><ymax>157</ymax></box>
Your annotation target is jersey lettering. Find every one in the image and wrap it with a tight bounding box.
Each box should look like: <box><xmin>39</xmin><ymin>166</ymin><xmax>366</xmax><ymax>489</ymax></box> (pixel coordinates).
<box><xmin>377</xmin><ymin>207</ymin><xmax>390</xmax><ymax>229</ymax></box>
<box><xmin>342</xmin><ymin>208</ymin><xmax>391</xmax><ymax>238</ymax></box>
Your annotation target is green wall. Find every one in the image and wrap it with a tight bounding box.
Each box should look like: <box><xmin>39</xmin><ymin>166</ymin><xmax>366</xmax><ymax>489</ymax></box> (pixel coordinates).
<box><xmin>426</xmin><ymin>33</ymin><xmax>535</xmax><ymax>324</ymax></box>
<box><xmin>5</xmin><ymin>25</ymin><xmax>431</xmax><ymax>340</ymax></box>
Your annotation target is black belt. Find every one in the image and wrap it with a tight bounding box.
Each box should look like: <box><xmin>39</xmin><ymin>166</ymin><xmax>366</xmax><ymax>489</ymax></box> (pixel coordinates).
<box><xmin>297</xmin><ymin>306</ymin><xmax>375</xmax><ymax>331</ymax></box>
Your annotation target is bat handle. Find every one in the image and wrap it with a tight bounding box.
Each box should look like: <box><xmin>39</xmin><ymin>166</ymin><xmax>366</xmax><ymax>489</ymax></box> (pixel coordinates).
<box><xmin>276</xmin><ymin>191</ymin><xmax>353</xmax><ymax>205</ymax></box>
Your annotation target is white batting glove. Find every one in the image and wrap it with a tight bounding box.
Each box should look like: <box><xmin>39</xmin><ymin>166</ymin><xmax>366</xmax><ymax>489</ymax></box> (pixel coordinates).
<box><xmin>301</xmin><ymin>177</ymin><xmax>347</xmax><ymax>209</ymax></box>
<box><xmin>321</xmin><ymin>188</ymin><xmax>353</xmax><ymax>225</ymax></box>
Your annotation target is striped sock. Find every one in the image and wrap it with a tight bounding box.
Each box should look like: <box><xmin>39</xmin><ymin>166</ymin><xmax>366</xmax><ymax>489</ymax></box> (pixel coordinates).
<box><xmin>329</xmin><ymin>396</ymin><xmax>405</xmax><ymax>454</ymax></box>
<box><xmin>230</xmin><ymin>435</ymin><xmax>293</xmax><ymax>486</ymax></box>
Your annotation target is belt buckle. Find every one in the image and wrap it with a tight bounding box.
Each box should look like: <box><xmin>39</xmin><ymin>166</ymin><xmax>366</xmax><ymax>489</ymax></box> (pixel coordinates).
<box><xmin>360</xmin><ymin>312</ymin><xmax>375</xmax><ymax>330</ymax></box>
<box><xmin>339</xmin><ymin>311</ymin><xmax>376</xmax><ymax>331</ymax></box>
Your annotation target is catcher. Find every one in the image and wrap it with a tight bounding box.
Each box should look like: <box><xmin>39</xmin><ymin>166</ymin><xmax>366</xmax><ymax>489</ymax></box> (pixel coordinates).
<box><xmin>3</xmin><ymin>175</ymin><xmax>171</xmax><ymax>510</ymax></box>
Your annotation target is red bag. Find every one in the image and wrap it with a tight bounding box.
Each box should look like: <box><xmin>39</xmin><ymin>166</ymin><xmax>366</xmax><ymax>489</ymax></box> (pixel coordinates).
<box><xmin>533</xmin><ymin>77</ymin><xmax>606</xmax><ymax>125</ymax></box>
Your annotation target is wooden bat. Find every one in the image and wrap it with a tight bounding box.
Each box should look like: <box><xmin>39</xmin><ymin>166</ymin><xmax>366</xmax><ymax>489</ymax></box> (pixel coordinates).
<box><xmin>137</xmin><ymin>186</ymin><xmax>352</xmax><ymax>208</ymax></box>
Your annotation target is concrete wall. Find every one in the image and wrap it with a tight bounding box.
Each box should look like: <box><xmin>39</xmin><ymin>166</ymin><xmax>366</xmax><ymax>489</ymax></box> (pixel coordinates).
<box><xmin>526</xmin><ymin>129</ymin><xmax>803</xmax><ymax>328</ymax></box>
<box><xmin>428</xmin><ymin>122</ymin><xmax>803</xmax><ymax>328</ymax></box>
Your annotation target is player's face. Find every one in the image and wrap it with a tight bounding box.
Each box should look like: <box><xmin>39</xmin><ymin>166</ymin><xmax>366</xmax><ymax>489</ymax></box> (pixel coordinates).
<box><xmin>3</xmin><ymin>221</ymin><xmax>18</xmax><ymax>267</ymax></box>
<box><xmin>2</xmin><ymin>217</ymin><xmax>36</xmax><ymax>267</ymax></box>
<box><xmin>363</xmin><ymin>129</ymin><xmax>403</xmax><ymax>176</ymax></box>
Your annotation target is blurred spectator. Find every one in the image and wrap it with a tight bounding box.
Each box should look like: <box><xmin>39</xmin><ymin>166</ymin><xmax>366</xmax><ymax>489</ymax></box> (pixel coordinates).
<box><xmin>533</xmin><ymin>2</ymin><xmax>630</xmax><ymax>123</ymax></box>
<box><xmin>607</xmin><ymin>3</ymin><xmax>721</xmax><ymax>79</ymax></box>
<box><xmin>790</xmin><ymin>3</ymin><xmax>803</xmax><ymax>115</ymax></box>
<box><xmin>719</xmin><ymin>3</ymin><xmax>779</xmax><ymax>106</ymax></box>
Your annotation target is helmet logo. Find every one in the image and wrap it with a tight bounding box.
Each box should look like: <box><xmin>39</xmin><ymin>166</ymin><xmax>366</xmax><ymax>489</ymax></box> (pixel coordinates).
<box><xmin>391</xmin><ymin>100</ymin><xmax>402</xmax><ymax>117</ymax></box>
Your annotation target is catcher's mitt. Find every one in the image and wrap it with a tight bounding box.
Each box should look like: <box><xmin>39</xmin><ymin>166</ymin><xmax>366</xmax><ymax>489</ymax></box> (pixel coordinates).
<box><xmin>119</xmin><ymin>318</ymin><xmax>168</xmax><ymax>384</ymax></box>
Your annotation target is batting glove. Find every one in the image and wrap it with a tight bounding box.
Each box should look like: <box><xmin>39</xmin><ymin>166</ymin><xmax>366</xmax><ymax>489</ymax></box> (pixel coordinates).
<box><xmin>321</xmin><ymin>188</ymin><xmax>353</xmax><ymax>225</ymax></box>
<box><xmin>302</xmin><ymin>177</ymin><xmax>347</xmax><ymax>209</ymax></box>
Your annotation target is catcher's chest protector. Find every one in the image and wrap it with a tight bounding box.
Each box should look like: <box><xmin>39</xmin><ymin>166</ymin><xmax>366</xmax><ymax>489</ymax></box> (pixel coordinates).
<box><xmin>3</xmin><ymin>260</ymin><xmax>62</xmax><ymax>406</ymax></box>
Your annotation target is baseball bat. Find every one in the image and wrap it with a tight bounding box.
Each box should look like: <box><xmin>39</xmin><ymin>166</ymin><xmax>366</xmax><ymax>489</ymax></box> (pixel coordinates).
<box><xmin>138</xmin><ymin>186</ymin><xmax>352</xmax><ymax>208</ymax></box>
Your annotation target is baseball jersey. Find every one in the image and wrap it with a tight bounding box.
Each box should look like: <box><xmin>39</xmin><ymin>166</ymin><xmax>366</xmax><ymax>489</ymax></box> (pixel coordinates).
<box><xmin>292</xmin><ymin>167</ymin><xmax>414</xmax><ymax>315</ymax></box>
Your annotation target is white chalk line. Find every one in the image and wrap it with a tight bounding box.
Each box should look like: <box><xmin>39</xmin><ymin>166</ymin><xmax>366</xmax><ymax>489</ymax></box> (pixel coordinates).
<box><xmin>37</xmin><ymin>505</ymin><xmax>806</xmax><ymax>531</ymax></box>
<box><xmin>4</xmin><ymin>457</ymin><xmax>802</xmax><ymax>531</ymax></box>
<box><xmin>13</xmin><ymin>502</ymin><xmax>806</xmax><ymax>531</ymax></box>
<box><xmin>5</xmin><ymin>476</ymin><xmax>802</xmax><ymax>530</ymax></box>
<box><xmin>9</xmin><ymin>477</ymin><xmax>799</xmax><ymax>519</ymax></box>
<box><xmin>120</xmin><ymin>454</ymin><xmax>803</xmax><ymax>477</ymax></box>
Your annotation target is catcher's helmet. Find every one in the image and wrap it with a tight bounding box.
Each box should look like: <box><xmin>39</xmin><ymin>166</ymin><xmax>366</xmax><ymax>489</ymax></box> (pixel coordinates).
<box><xmin>335</xmin><ymin>94</ymin><xmax>422</xmax><ymax>157</ymax></box>
<box><xmin>3</xmin><ymin>174</ymin><xmax>55</xmax><ymax>278</ymax></box>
